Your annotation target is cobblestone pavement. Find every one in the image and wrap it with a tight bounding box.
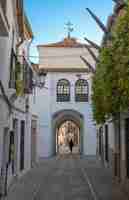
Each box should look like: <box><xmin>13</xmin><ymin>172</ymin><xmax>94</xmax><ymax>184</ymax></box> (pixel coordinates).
<box><xmin>5</xmin><ymin>155</ymin><xmax>128</xmax><ymax>200</ymax></box>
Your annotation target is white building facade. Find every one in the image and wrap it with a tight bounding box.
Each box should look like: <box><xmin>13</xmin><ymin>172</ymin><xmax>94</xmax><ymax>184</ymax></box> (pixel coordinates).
<box><xmin>0</xmin><ymin>0</ymin><xmax>36</xmax><ymax>195</ymax></box>
<box><xmin>31</xmin><ymin>37</ymin><xmax>97</xmax><ymax>158</ymax></box>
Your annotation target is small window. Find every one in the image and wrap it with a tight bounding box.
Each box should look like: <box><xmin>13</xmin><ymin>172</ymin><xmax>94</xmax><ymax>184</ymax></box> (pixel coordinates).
<box><xmin>75</xmin><ymin>79</ymin><xmax>89</xmax><ymax>102</ymax></box>
<box><xmin>57</xmin><ymin>79</ymin><xmax>70</xmax><ymax>102</ymax></box>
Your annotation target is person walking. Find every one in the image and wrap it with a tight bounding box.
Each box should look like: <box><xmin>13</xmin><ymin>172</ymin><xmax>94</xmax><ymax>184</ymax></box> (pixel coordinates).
<box><xmin>69</xmin><ymin>139</ymin><xmax>74</xmax><ymax>153</ymax></box>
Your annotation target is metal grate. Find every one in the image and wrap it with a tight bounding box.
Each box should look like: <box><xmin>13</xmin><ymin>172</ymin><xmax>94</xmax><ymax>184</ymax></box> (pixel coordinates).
<box><xmin>57</xmin><ymin>79</ymin><xmax>70</xmax><ymax>102</ymax></box>
<box><xmin>75</xmin><ymin>79</ymin><xmax>89</xmax><ymax>102</ymax></box>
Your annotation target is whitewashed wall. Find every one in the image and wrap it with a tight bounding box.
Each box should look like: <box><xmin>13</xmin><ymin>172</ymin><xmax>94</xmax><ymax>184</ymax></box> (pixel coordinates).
<box><xmin>31</xmin><ymin>71</ymin><xmax>97</xmax><ymax>158</ymax></box>
<box><xmin>38</xmin><ymin>46</ymin><xmax>97</xmax><ymax>69</ymax></box>
<box><xmin>0</xmin><ymin>0</ymin><xmax>33</xmax><ymax>189</ymax></box>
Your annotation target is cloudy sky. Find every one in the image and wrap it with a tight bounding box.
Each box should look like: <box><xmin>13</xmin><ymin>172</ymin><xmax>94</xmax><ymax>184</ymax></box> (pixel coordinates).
<box><xmin>25</xmin><ymin>0</ymin><xmax>115</xmax><ymax>62</ymax></box>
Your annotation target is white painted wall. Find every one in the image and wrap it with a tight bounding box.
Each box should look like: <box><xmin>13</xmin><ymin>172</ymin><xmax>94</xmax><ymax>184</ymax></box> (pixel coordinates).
<box><xmin>0</xmin><ymin>0</ymin><xmax>33</xmax><ymax>189</ymax></box>
<box><xmin>30</xmin><ymin>41</ymin><xmax>98</xmax><ymax>158</ymax></box>
<box><xmin>31</xmin><ymin>71</ymin><xmax>97</xmax><ymax>157</ymax></box>
<box><xmin>38</xmin><ymin>46</ymin><xmax>97</xmax><ymax>69</ymax></box>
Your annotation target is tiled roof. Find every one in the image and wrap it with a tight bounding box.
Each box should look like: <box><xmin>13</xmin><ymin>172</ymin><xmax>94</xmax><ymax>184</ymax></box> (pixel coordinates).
<box><xmin>37</xmin><ymin>37</ymin><xmax>86</xmax><ymax>48</ymax></box>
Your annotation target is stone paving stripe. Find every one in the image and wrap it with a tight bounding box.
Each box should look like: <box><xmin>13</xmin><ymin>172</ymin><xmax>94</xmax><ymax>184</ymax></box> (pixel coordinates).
<box><xmin>81</xmin><ymin>167</ymin><xmax>98</xmax><ymax>200</ymax></box>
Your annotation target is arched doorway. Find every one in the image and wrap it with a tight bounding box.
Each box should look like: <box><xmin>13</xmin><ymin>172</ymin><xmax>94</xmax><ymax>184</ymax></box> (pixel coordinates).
<box><xmin>57</xmin><ymin>120</ymin><xmax>80</xmax><ymax>154</ymax></box>
<box><xmin>52</xmin><ymin>109</ymin><xmax>84</xmax><ymax>155</ymax></box>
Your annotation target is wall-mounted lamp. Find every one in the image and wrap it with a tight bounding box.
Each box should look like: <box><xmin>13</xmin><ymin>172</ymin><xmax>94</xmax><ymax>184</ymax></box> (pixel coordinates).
<box><xmin>32</xmin><ymin>70</ymin><xmax>47</xmax><ymax>89</ymax></box>
<box><xmin>38</xmin><ymin>70</ymin><xmax>47</xmax><ymax>88</ymax></box>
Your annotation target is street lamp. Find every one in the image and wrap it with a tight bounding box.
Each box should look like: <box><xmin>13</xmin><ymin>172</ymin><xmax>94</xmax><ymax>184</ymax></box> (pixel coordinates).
<box><xmin>32</xmin><ymin>70</ymin><xmax>47</xmax><ymax>89</ymax></box>
<box><xmin>38</xmin><ymin>70</ymin><xmax>47</xmax><ymax>88</ymax></box>
<box><xmin>32</xmin><ymin>70</ymin><xmax>47</xmax><ymax>103</ymax></box>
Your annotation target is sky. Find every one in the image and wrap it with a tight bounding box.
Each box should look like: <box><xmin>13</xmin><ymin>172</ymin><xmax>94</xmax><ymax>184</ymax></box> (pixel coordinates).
<box><xmin>25</xmin><ymin>0</ymin><xmax>115</xmax><ymax>63</ymax></box>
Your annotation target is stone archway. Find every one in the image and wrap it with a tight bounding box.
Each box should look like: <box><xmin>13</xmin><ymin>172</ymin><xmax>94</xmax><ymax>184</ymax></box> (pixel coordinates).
<box><xmin>52</xmin><ymin>109</ymin><xmax>84</xmax><ymax>155</ymax></box>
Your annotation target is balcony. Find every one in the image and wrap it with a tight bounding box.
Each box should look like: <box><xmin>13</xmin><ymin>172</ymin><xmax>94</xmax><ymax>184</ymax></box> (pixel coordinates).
<box><xmin>9</xmin><ymin>52</ymin><xmax>34</xmax><ymax>96</ymax></box>
<box><xmin>23</xmin><ymin>58</ymin><xmax>33</xmax><ymax>94</ymax></box>
<box><xmin>0</xmin><ymin>0</ymin><xmax>9</xmax><ymax>36</ymax></box>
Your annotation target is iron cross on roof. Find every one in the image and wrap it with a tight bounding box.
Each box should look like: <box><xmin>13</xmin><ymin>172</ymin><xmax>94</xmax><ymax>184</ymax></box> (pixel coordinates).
<box><xmin>65</xmin><ymin>21</ymin><xmax>74</xmax><ymax>39</ymax></box>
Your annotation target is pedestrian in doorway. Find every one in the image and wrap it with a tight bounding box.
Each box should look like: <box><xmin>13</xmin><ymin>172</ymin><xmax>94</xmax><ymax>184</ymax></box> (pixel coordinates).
<box><xmin>69</xmin><ymin>139</ymin><xmax>74</xmax><ymax>153</ymax></box>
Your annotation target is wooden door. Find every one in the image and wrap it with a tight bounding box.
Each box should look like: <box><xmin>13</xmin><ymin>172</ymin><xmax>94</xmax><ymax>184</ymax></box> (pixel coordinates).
<box><xmin>105</xmin><ymin>125</ymin><xmax>109</xmax><ymax>162</ymax></box>
<box><xmin>20</xmin><ymin>121</ymin><xmax>25</xmax><ymax>171</ymax></box>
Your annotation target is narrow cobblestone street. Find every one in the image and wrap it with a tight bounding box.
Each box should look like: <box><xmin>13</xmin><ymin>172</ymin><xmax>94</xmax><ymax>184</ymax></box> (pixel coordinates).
<box><xmin>5</xmin><ymin>156</ymin><xmax>127</xmax><ymax>200</ymax></box>
<box><xmin>1</xmin><ymin>1</ymin><xmax>129</xmax><ymax>199</ymax></box>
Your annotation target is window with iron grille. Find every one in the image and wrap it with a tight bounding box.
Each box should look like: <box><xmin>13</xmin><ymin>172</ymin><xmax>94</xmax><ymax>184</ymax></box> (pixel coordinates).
<box><xmin>57</xmin><ymin>79</ymin><xmax>70</xmax><ymax>102</ymax></box>
<box><xmin>75</xmin><ymin>79</ymin><xmax>89</xmax><ymax>102</ymax></box>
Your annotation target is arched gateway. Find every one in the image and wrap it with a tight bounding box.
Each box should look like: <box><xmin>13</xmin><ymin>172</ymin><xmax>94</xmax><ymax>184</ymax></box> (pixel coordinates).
<box><xmin>31</xmin><ymin>36</ymin><xmax>97</xmax><ymax>158</ymax></box>
<box><xmin>52</xmin><ymin>110</ymin><xmax>84</xmax><ymax>155</ymax></box>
